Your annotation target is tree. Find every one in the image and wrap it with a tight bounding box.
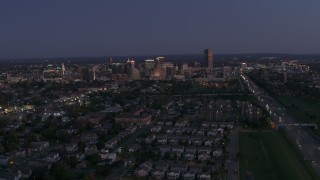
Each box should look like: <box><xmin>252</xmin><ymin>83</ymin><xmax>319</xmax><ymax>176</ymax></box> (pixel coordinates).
<box><xmin>68</xmin><ymin>156</ymin><xmax>78</xmax><ymax>168</ymax></box>
<box><xmin>3</xmin><ymin>131</ymin><xmax>19</xmax><ymax>152</ymax></box>
<box><xmin>40</xmin><ymin>125</ymin><xmax>57</xmax><ymax>139</ymax></box>
<box><xmin>51</xmin><ymin>161</ymin><xmax>72</xmax><ymax>180</ymax></box>
<box><xmin>163</xmin><ymin>152</ymin><xmax>171</xmax><ymax>160</ymax></box>
<box><xmin>86</xmin><ymin>154</ymin><xmax>101</xmax><ymax>165</ymax></box>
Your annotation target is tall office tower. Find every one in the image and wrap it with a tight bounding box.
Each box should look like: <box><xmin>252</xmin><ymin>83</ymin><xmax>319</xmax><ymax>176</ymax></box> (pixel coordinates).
<box><xmin>144</xmin><ymin>59</ymin><xmax>155</xmax><ymax>72</ymax></box>
<box><xmin>155</xmin><ymin>57</ymin><xmax>165</xmax><ymax>68</ymax></box>
<box><xmin>92</xmin><ymin>67</ymin><xmax>96</xmax><ymax>81</ymax></box>
<box><xmin>108</xmin><ymin>57</ymin><xmax>113</xmax><ymax>65</ymax></box>
<box><xmin>80</xmin><ymin>66</ymin><xmax>90</xmax><ymax>81</ymax></box>
<box><xmin>61</xmin><ymin>63</ymin><xmax>65</xmax><ymax>76</ymax></box>
<box><xmin>204</xmin><ymin>49</ymin><xmax>213</xmax><ymax>69</ymax></box>
<box><xmin>106</xmin><ymin>57</ymin><xmax>113</xmax><ymax>70</ymax></box>
<box><xmin>126</xmin><ymin>60</ymin><xmax>140</xmax><ymax>80</ymax></box>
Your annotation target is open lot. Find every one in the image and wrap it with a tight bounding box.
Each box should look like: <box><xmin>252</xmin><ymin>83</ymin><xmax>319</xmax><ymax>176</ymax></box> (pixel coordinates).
<box><xmin>239</xmin><ymin>130</ymin><xmax>319</xmax><ymax>180</ymax></box>
<box><xmin>277</xmin><ymin>96</ymin><xmax>320</xmax><ymax>123</ymax></box>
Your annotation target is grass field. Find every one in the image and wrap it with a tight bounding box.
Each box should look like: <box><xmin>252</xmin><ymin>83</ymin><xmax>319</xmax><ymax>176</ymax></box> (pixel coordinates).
<box><xmin>277</xmin><ymin>96</ymin><xmax>320</xmax><ymax>123</ymax></box>
<box><xmin>239</xmin><ymin>131</ymin><xmax>319</xmax><ymax>180</ymax></box>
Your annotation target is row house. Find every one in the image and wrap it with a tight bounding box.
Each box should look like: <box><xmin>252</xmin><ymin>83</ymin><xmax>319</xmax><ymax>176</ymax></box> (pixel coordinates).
<box><xmin>167</xmin><ymin>170</ymin><xmax>180</xmax><ymax>180</ymax></box>
<box><xmin>105</xmin><ymin>139</ymin><xmax>118</xmax><ymax>149</ymax></box>
<box><xmin>150</xmin><ymin>125</ymin><xmax>162</xmax><ymax>132</ymax></box>
<box><xmin>174</xmin><ymin>120</ymin><xmax>189</xmax><ymax>127</ymax></box>
<box><xmin>184</xmin><ymin>147</ymin><xmax>197</xmax><ymax>161</ymax></box>
<box><xmin>157</xmin><ymin>135</ymin><xmax>168</xmax><ymax>144</ymax></box>
<box><xmin>198</xmin><ymin>153</ymin><xmax>211</xmax><ymax>161</ymax></box>
<box><xmin>135</xmin><ymin>161</ymin><xmax>153</xmax><ymax>177</ymax></box>
<box><xmin>151</xmin><ymin>169</ymin><xmax>166</xmax><ymax>179</ymax></box>
<box><xmin>168</xmin><ymin>136</ymin><xmax>179</xmax><ymax>145</ymax></box>
<box><xmin>43</xmin><ymin>153</ymin><xmax>60</xmax><ymax>163</ymax></box>
<box><xmin>198</xmin><ymin>172</ymin><xmax>211</xmax><ymax>180</ymax></box>
<box><xmin>159</xmin><ymin>145</ymin><xmax>171</xmax><ymax>155</ymax></box>
<box><xmin>80</xmin><ymin>133</ymin><xmax>98</xmax><ymax>145</ymax></box>
<box><xmin>145</xmin><ymin>134</ymin><xmax>156</xmax><ymax>144</ymax></box>
<box><xmin>115</xmin><ymin>113</ymin><xmax>151</xmax><ymax>125</ymax></box>
<box><xmin>30</xmin><ymin>141</ymin><xmax>49</xmax><ymax>152</ymax></box>
<box><xmin>171</xmin><ymin>146</ymin><xmax>184</xmax><ymax>157</ymax></box>
<box><xmin>183</xmin><ymin>171</ymin><xmax>196</xmax><ymax>180</ymax></box>
<box><xmin>85</xmin><ymin>145</ymin><xmax>98</xmax><ymax>155</ymax></box>
<box><xmin>77</xmin><ymin>113</ymin><xmax>105</xmax><ymax>127</ymax></box>
<box><xmin>65</xmin><ymin>142</ymin><xmax>78</xmax><ymax>152</ymax></box>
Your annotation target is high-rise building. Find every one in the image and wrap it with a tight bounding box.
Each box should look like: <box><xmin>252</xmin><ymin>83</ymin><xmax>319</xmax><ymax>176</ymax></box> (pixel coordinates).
<box><xmin>126</xmin><ymin>60</ymin><xmax>141</xmax><ymax>80</ymax></box>
<box><xmin>204</xmin><ymin>49</ymin><xmax>213</xmax><ymax>69</ymax></box>
<box><xmin>145</xmin><ymin>59</ymin><xmax>155</xmax><ymax>70</ymax></box>
<box><xmin>61</xmin><ymin>63</ymin><xmax>65</xmax><ymax>76</ymax></box>
<box><xmin>150</xmin><ymin>57</ymin><xmax>166</xmax><ymax>80</ymax></box>
<box><xmin>106</xmin><ymin>57</ymin><xmax>113</xmax><ymax>71</ymax></box>
<box><xmin>155</xmin><ymin>57</ymin><xmax>165</xmax><ymax>68</ymax></box>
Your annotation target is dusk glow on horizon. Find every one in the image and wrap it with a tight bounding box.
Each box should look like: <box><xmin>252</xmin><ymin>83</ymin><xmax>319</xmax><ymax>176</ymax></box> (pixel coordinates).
<box><xmin>1</xmin><ymin>1</ymin><xmax>320</xmax><ymax>58</ymax></box>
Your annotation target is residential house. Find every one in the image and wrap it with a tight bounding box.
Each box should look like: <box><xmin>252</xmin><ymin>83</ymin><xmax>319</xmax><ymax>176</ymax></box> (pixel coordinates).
<box><xmin>204</xmin><ymin>139</ymin><xmax>214</xmax><ymax>147</ymax></box>
<box><xmin>44</xmin><ymin>153</ymin><xmax>60</xmax><ymax>163</ymax></box>
<box><xmin>165</xmin><ymin>121</ymin><xmax>173</xmax><ymax>126</ymax></box>
<box><xmin>28</xmin><ymin>160</ymin><xmax>51</xmax><ymax>170</ymax></box>
<box><xmin>191</xmin><ymin>138</ymin><xmax>203</xmax><ymax>146</ymax></box>
<box><xmin>179</xmin><ymin>136</ymin><xmax>190</xmax><ymax>144</ymax></box>
<box><xmin>184</xmin><ymin>153</ymin><xmax>196</xmax><ymax>161</ymax></box>
<box><xmin>154</xmin><ymin>161</ymin><xmax>169</xmax><ymax>171</ymax></box>
<box><xmin>166</xmin><ymin>170</ymin><xmax>180</xmax><ymax>180</ymax></box>
<box><xmin>189</xmin><ymin>165</ymin><xmax>203</xmax><ymax>173</ymax></box>
<box><xmin>207</xmin><ymin>130</ymin><xmax>216</xmax><ymax>136</ymax></box>
<box><xmin>115</xmin><ymin>113</ymin><xmax>151</xmax><ymax>125</ymax></box>
<box><xmin>201</xmin><ymin>122</ymin><xmax>210</xmax><ymax>127</ymax></box>
<box><xmin>168</xmin><ymin>136</ymin><xmax>179</xmax><ymax>145</ymax></box>
<box><xmin>65</xmin><ymin>142</ymin><xmax>78</xmax><ymax>152</ymax></box>
<box><xmin>157</xmin><ymin>135</ymin><xmax>168</xmax><ymax>145</ymax></box>
<box><xmin>30</xmin><ymin>141</ymin><xmax>49</xmax><ymax>152</ymax></box>
<box><xmin>105</xmin><ymin>139</ymin><xmax>118</xmax><ymax>149</ymax></box>
<box><xmin>198</xmin><ymin>147</ymin><xmax>212</xmax><ymax>154</ymax></box>
<box><xmin>212</xmin><ymin>150</ymin><xmax>222</xmax><ymax>158</ymax></box>
<box><xmin>175</xmin><ymin>120</ymin><xmax>188</xmax><ymax>127</ymax></box>
<box><xmin>128</xmin><ymin>144</ymin><xmax>141</xmax><ymax>153</ymax></box>
<box><xmin>197</xmin><ymin>172</ymin><xmax>211</xmax><ymax>180</ymax></box>
<box><xmin>171</xmin><ymin>146</ymin><xmax>184</xmax><ymax>157</ymax></box>
<box><xmin>198</xmin><ymin>153</ymin><xmax>210</xmax><ymax>161</ymax></box>
<box><xmin>135</xmin><ymin>161</ymin><xmax>153</xmax><ymax>177</ymax></box>
<box><xmin>151</xmin><ymin>169</ymin><xmax>166</xmax><ymax>179</ymax></box>
<box><xmin>151</xmin><ymin>125</ymin><xmax>162</xmax><ymax>133</ymax></box>
<box><xmin>85</xmin><ymin>145</ymin><xmax>98</xmax><ymax>155</ymax></box>
<box><xmin>159</xmin><ymin>145</ymin><xmax>171</xmax><ymax>156</ymax></box>
<box><xmin>183</xmin><ymin>171</ymin><xmax>196</xmax><ymax>180</ymax></box>
<box><xmin>12</xmin><ymin>150</ymin><xmax>26</xmax><ymax>159</ymax></box>
<box><xmin>81</xmin><ymin>133</ymin><xmax>98</xmax><ymax>145</ymax></box>
<box><xmin>196</xmin><ymin>129</ymin><xmax>205</xmax><ymax>136</ymax></box>
<box><xmin>175</xmin><ymin>128</ymin><xmax>185</xmax><ymax>135</ymax></box>
<box><xmin>157</xmin><ymin>121</ymin><xmax>164</xmax><ymax>126</ymax></box>
<box><xmin>135</xmin><ymin>167</ymin><xmax>150</xmax><ymax>177</ymax></box>
<box><xmin>165</xmin><ymin>128</ymin><xmax>175</xmax><ymax>135</ymax></box>
<box><xmin>77</xmin><ymin>113</ymin><xmax>104</xmax><ymax>126</ymax></box>
<box><xmin>184</xmin><ymin>147</ymin><xmax>197</xmax><ymax>161</ymax></box>
<box><xmin>107</xmin><ymin>153</ymin><xmax>117</xmax><ymax>163</ymax></box>
<box><xmin>76</xmin><ymin>161</ymin><xmax>87</xmax><ymax>169</ymax></box>
<box><xmin>17</xmin><ymin>168</ymin><xmax>33</xmax><ymax>179</ymax></box>
<box><xmin>170</xmin><ymin>163</ymin><xmax>187</xmax><ymax>172</ymax></box>
<box><xmin>0</xmin><ymin>155</ymin><xmax>10</xmax><ymax>166</ymax></box>
<box><xmin>145</xmin><ymin>134</ymin><xmax>155</xmax><ymax>144</ymax></box>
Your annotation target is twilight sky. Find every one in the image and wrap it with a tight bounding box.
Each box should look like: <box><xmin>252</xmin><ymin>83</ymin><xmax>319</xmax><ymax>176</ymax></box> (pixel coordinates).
<box><xmin>1</xmin><ymin>1</ymin><xmax>320</xmax><ymax>58</ymax></box>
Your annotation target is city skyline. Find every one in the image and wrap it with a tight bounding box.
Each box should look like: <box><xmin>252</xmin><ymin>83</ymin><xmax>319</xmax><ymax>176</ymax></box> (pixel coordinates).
<box><xmin>1</xmin><ymin>1</ymin><xmax>320</xmax><ymax>59</ymax></box>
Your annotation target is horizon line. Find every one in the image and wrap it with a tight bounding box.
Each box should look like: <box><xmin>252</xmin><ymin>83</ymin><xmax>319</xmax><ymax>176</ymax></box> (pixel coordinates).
<box><xmin>1</xmin><ymin>52</ymin><xmax>320</xmax><ymax>61</ymax></box>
